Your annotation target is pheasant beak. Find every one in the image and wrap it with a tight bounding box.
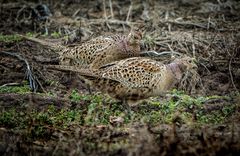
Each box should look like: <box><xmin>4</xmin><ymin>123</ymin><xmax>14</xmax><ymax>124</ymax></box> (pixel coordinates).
<box><xmin>127</xmin><ymin>32</ymin><xmax>132</xmax><ymax>40</ymax></box>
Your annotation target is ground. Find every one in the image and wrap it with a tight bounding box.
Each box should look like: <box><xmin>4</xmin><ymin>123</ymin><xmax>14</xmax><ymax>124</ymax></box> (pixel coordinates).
<box><xmin>0</xmin><ymin>0</ymin><xmax>240</xmax><ymax>155</ymax></box>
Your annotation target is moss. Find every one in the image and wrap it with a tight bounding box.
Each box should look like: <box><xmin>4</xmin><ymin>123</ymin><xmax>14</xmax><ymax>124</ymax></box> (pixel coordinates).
<box><xmin>0</xmin><ymin>109</ymin><xmax>18</xmax><ymax>128</ymax></box>
<box><xmin>69</xmin><ymin>90</ymin><xmax>130</xmax><ymax>125</ymax></box>
<box><xmin>0</xmin><ymin>88</ymin><xmax>237</xmax><ymax>140</ymax></box>
<box><xmin>0</xmin><ymin>109</ymin><xmax>27</xmax><ymax>129</ymax></box>
<box><xmin>0</xmin><ymin>34</ymin><xmax>22</xmax><ymax>43</ymax></box>
<box><xmin>0</xmin><ymin>104</ymin><xmax>84</xmax><ymax>139</ymax></box>
<box><xmin>84</xmin><ymin>100</ymin><xmax>129</xmax><ymax>126</ymax></box>
<box><xmin>132</xmin><ymin>90</ymin><xmax>235</xmax><ymax>125</ymax></box>
<box><xmin>0</xmin><ymin>85</ymin><xmax>31</xmax><ymax>94</ymax></box>
<box><xmin>50</xmin><ymin>31</ymin><xmax>61</xmax><ymax>38</ymax></box>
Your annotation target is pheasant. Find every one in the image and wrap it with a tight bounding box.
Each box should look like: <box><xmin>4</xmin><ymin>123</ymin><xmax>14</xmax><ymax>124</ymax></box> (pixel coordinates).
<box><xmin>19</xmin><ymin>30</ymin><xmax>142</xmax><ymax>69</ymax></box>
<box><xmin>73</xmin><ymin>56</ymin><xmax>197</xmax><ymax>107</ymax></box>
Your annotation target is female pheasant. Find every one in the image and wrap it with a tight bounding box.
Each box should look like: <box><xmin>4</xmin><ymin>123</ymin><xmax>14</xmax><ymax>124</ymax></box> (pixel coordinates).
<box><xmin>20</xmin><ymin>30</ymin><xmax>142</xmax><ymax>69</ymax></box>
<box><xmin>74</xmin><ymin>56</ymin><xmax>197</xmax><ymax>105</ymax></box>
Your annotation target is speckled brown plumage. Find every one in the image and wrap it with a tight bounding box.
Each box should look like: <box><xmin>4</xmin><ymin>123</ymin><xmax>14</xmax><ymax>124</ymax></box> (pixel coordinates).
<box><xmin>20</xmin><ymin>31</ymin><xmax>142</xmax><ymax>69</ymax></box>
<box><xmin>75</xmin><ymin>56</ymin><xmax>197</xmax><ymax>104</ymax></box>
<box><xmin>60</xmin><ymin>31</ymin><xmax>142</xmax><ymax>69</ymax></box>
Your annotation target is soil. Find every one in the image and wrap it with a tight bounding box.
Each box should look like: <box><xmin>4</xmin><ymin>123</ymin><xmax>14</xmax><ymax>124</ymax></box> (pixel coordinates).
<box><xmin>0</xmin><ymin>0</ymin><xmax>240</xmax><ymax>155</ymax></box>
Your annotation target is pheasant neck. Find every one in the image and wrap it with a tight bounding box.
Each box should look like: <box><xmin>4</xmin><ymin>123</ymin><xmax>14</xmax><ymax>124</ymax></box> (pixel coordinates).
<box><xmin>166</xmin><ymin>62</ymin><xmax>184</xmax><ymax>80</ymax></box>
<box><xmin>117</xmin><ymin>38</ymin><xmax>128</xmax><ymax>53</ymax></box>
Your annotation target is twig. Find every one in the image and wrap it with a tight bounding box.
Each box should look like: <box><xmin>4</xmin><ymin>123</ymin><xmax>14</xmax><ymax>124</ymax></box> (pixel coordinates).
<box><xmin>207</xmin><ymin>16</ymin><xmax>211</xmax><ymax>30</ymax></box>
<box><xmin>0</xmin><ymin>51</ymin><xmax>38</xmax><ymax>92</ymax></box>
<box><xmin>229</xmin><ymin>53</ymin><xmax>238</xmax><ymax>91</ymax></box>
<box><xmin>154</xmin><ymin>40</ymin><xmax>173</xmax><ymax>46</ymax></box>
<box><xmin>214</xmin><ymin>60</ymin><xmax>240</xmax><ymax>64</ymax></box>
<box><xmin>126</xmin><ymin>1</ymin><xmax>132</xmax><ymax>22</ymax></box>
<box><xmin>192</xmin><ymin>43</ymin><xmax>196</xmax><ymax>58</ymax></box>
<box><xmin>109</xmin><ymin>0</ymin><xmax>114</xmax><ymax>19</ymax></box>
<box><xmin>16</xmin><ymin>5</ymin><xmax>28</xmax><ymax>22</ymax></box>
<box><xmin>167</xmin><ymin>43</ymin><xmax>176</xmax><ymax>58</ymax></box>
<box><xmin>103</xmin><ymin>0</ymin><xmax>107</xmax><ymax>19</ymax></box>
<box><xmin>0</xmin><ymin>65</ymin><xmax>9</xmax><ymax>71</ymax></box>
<box><xmin>199</xmin><ymin>62</ymin><xmax>211</xmax><ymax>74</ymax></box>
<box><xmin>88</xmin><ymin>19</ymin><xmax>138</xmax><ymax>27</ymax></box>
<box><xmin>72</xmin><ymin>8</ymin><xmax>81</xmax><ymax>18</ymax></box>
<box><xmin>34</xmin><ymin>70</ymin><xmax>47</xmax><ymax>93</ymax></box>
<box><xmin>0</xmin><ymin>83</ymin><xmax>21</xmax><ymax>88</ymax></box>
<box><xmin>140</xmin><ymin>51</ymin><xmax>182</xmax><ymax>57</ymax></box>
<box><xmin>165</xmin><ymin>10</ymin><xmax>172</xmax><ymax>32</ymax></box>
<box><xmin>103</xmin><ymin>0</ymin><xmax>111</xmax><ymax>29</ymax></box>
<box><xmin>167</xmin><ymin>18</ymin><xmax>208</xmax><ymax>29</ymax></box>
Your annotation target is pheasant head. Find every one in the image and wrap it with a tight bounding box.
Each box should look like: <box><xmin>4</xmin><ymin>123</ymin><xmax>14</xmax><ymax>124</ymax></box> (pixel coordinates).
<box><xmin>117</xmin><ymin>30</ymin><xmax>142</xmax><ymax>57</ymax></box>
<box><xmin>166</xmin><ymin>56</ymin><xmax>197</xmax><ymax>80</ymax></box>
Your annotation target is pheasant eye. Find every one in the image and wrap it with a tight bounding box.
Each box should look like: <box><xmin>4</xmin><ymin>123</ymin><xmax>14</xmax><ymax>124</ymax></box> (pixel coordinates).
<box><xmin>138</xmin><ymin>34</ymin><xmax>143</xmax><ymax>40</ymax></box>
<box><xmin>187</xmin><ymin>59</ymin><xmax>192</xmax><ymax>64</ymax></box>
<box><xmin>134</xmin><ymin>35</ymin><xmax>140</xmax><ymax>39</ymax></box>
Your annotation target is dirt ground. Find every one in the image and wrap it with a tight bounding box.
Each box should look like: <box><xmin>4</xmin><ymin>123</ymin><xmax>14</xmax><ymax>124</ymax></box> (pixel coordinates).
<box><xmin>0</xmin><ymin>0</ymin><xmax>240</xmax><ymax>155</ymax></box>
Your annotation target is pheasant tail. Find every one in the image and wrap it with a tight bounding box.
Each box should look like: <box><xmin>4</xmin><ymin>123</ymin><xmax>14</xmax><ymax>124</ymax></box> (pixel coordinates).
<box><xmin>18</xmin><ymin>34</ymin><xmax>63</xmax><ymax>50</ymax></box>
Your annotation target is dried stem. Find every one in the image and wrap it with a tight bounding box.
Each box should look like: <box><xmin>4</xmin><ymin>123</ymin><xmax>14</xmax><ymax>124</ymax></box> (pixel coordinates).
<box><xmin>103</xmin><ymin>0</ymin><xmax>111</xmax><ymax>29</ymax></box>
<box><xmin>126</xmin><ymin>1</ymin><xmax>132</xmax><ymax>22</ymax></box>
<box><xmin>0</xmin><ymin>51</ymin><xmax>39</xmax><ymax>92</ymax></box>
<box><xmin>109</xmin><ymin>0</ymin><xmax>114</xmax><ymax>19</ymax></box>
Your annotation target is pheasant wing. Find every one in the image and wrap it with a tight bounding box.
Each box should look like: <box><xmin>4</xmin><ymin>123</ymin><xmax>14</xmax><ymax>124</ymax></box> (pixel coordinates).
<box><xmin>61</xmin><ymin>37</ymin><xmax>116</xmax><ymax>66</ymax></box>
<box><xmin>98</xmin><ymin>57</ymin><xmax>164</xmax><ymax>88</ymax></box>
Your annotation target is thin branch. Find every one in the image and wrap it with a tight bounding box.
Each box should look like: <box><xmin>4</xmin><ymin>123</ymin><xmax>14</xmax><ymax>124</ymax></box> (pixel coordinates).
<box><xmin>140</xmin><ymin>51</ymin><xmax>182</xmax><ymax>57</ymax></box>
<box><xmin>103</xmin><ymin>0</ymin><xmax>111</xmax><ymax>29</ymax></box>
<box><xmin>109</xmin><ymin>0</ymin><xmax>114</xmax><ymax>18</ymax></box>
<box><xmin>229</xmin><ymin>53</ymin><xmax>238</xmax><ymax>91</ymax></box>
<box><xmin>88</xmin><ymin>19</ymin><xmax>138</xmax><ymax>27</ymax></box>
<box><xmin>192</xmin><ymin>43</ymin><xmax>196</xmax><ymax>58</ymax></box>
<box><xmin>199</xmin><ymin>62</ymin><xmax>211</xmax><ymax>74</ymax></box>
<box><xmin>166</xmin><ymin>18</ymin><xmax>208</xmax><ymax>29</ymax></box>
<box><xmin>167</xmin><ymin>43</ymin><xmax>177</xmax><ymax>58</ymax></box>
<box><xmin>72</xmin><ymin>8</ymin><xmax>81</xmax><ymax>18</ymax></box>
<box><xmin>126</xmin><ymin>1</ymin><xmax>132</xmax><ymax>22</ymax></box>
<box><xmin>103</xmin><ymin>0</ymin><xmax>107</xmax><ymax>20</ymax></box>
<box><xmin>0</xmin><ymin>83</ymin><xmax>21</xmax><ymax>88</ymax></box>
<box><xmin>0</xmin><ymin>51</ymin><xmax>38</xmax><ymax>92</ymax></box>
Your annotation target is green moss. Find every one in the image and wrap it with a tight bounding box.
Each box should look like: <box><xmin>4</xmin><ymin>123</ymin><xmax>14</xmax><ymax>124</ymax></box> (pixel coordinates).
<box><xmin>0</xmin><ymin>109</ymin><xmax>27</xmax><ymax>129</ymax></box>
<box><xmin>0</xmin><ymin>85</ymin><xmax>31</xmax><ymax>94</ymax></box>
<box><xmin>0</xmin><ymin>104</ymin><xmax>85</xmax><ymax>138</ymax></box>
<box><xmin>0</xmin><ymin>109</ymin><xmax>18</xmax><ymax>128</ymax></box>
<box><xmin>69</xmin><ymin>89</ymin><xmax>84</xmax><ymax>102</ymax></box>
<box><xmin>196</xmin><ymin>104</ymin><xmax>236</xmax><ymax>124</ymax></box>
<box><xmin>222</xmin><ymin>105</ymin><xmax>235</xmax><ymax>115</ymax></box>
<box><xmin>99</xmin><ymin>139</ymin><xmax>130</xmax><ymax>152</ymax></box>
<box><xmin>26</xmin><ymin>32</ymin><xmax>38</xmax><ymax>37</ymax></box>
<box><xmin>32</xmin><ymin>105</ymin><xmax>84</xmax><ymax>128</ymax></box>
<box><xmin>0</xmin><ymin>34</ymin><xmax>22</xmax><ymax>42</ymax></box>
<box><xmin>196</xmin><ymin>111</ymin><xmax>225</xmax><ymax>124</ymax></box>
<box><xmin>84</xmin><ymin>100</ymin><xmax>128</xmax><ymax>126</ymax></box>
<box><xmin>80</xmin><ymin>90</ymin><xmax>235</xmax><ymax>125</ymax></box>
<box><xmin>142</xmin><ymin>110</ymin><xmax>162</xmax><ymax>124</ymax></box>
<box><xmin>143</xmin><ymin>34</ymin><xmax>156</xmax><ymax>47</ymax></box>
<box><xmin>50</xmin><ymin>31</ymin><xmax>62</xmax><ymax>38</ymax></box>
<box><xmin>0</xmin><ymin>88</ymin><xmax>237</xmax><ymax>140</ymax></box>
<box><xmin>132</xmin><ymin>90</ymin><xmax>235</xmax><ymax>125</ymax></box>
<box><xmin>69</xmin><ymin>90</ymin><xmax>129</xmax><ymax>125</ymax></box>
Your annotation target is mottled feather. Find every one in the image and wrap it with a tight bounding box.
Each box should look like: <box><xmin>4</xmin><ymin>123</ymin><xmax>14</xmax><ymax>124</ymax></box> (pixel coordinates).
<box><xmin>20</xmin><ymin>31</ymin><xmax>142</xmax><ymax>69</ymax></box>
<box><xmin>75</xmin><ymin>56</ymin><xmax>197</xmax><ymax>102</ymax></box>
